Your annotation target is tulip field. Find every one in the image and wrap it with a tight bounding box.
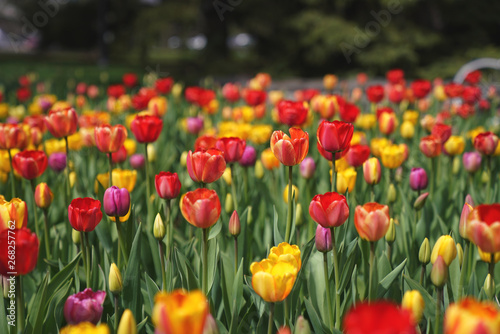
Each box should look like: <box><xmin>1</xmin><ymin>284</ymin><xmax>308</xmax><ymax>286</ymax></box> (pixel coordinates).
<box><xmin>1</xmin><ymin>70</ymin><xmax>500</xmax><ymax>334</ymax></box>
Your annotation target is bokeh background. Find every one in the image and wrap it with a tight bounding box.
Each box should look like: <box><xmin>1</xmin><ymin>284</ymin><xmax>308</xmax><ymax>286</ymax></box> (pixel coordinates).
<box><xmin>1</xmin><ymin>0</ymin><xmax>500</xmax><ymax>83</ymax></box>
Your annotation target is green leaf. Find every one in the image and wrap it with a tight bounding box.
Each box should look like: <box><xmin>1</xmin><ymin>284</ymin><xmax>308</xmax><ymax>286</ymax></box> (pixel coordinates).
<box><xmin>145</xmin><ymin>273</ymin><xmax>160</xmax><ymax>314</ymax></box>
<box><xmin>229</xmin><ymin>259</ymin><xmax>244</xmax><ymax>334</ymax></box>
<box><xmin>208</xmin><ymin>219</ymin><xmax>222</xmax><ymax>240</ymax></box>
<box><xmin>273</xmin><ymin>206</ymin><xmax>284</xmax><ymax>245</ymax></box>
<box><xmin>377</xmin><ymin>259</ymin><xmax>407</xmax><ymax>299</ymax></box>
<box><xmin>122</xmin><ymin>223</ymin><xmax>143</xmax><ymax>320</ymax></box>
<box><xmin>304</xmin><ymin>298</ymin><xmax>331</xmax><ymax>334</ymax></box>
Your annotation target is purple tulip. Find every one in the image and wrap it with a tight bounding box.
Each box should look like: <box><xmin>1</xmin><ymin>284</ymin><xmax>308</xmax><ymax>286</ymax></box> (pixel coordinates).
<box><xmin>63</xmin><ymin>288</ymin><xmax>106</xmax><ymax>325</ymax></box>
<box><xmin>463</xmin><ymin>152</ymin><xmax>482</xmax><ymax>173</ymax></box>
<box><xmin>315</xmin><ymin>225</ymin><xmax>332</xmax><ymax>253</ymax></box>
<box><xmin>300</xmin><ymin>157</ymin><xmax>316</xmax><ymax>179</ymax></box>
<box><xmin>239</xmin><ymin>145</ymin><xmax>257</xmax><ymax>167</ymax></box>
<box><xmin>129</xmin><ymin>153</ymin><xmax>145</xmax><ymax>170</ymax></box>
<box><xmin>103</xmin><ymin>186</ymin><xmax>130</xmax><ymax>217</ymax></box>
<box><xmin>409</xmin><ymin>167</ymin><xmax>428</xmax><ymax>191</ymax></box>
<box><xmin>48</xmin><ymin>152</ymin><xmax>67</xmax><ymax>173</ymax></box>
<box><xmin>186</xmin><ymin>117</ymin><xmax>204</xmax><ymax>134</ymax></box>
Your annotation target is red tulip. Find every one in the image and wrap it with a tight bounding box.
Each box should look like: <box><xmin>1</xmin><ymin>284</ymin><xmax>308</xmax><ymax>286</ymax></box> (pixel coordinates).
<box><xmin>122</xmin><ymin>73</ymin><xmax>138</xmax><ymax>88</ymax></box>
<box><xmin>386</xmin><ymin>69</ymin><xmax>404</xmax><ymax>84</ymax></box>
<box><xmin>317</xmin><ymin>120</ymin><xmax>353</xmax><ymax>160</ymax></box>
<box><xmin>366</xmin><ymin>85</ymin><xmax>384</xmax><ymax>103</ymax></box>
<box><xmin>222</xmin><ymin>83</ymin><xmax>240</xmax><ymax>103</ymax></box>
<box><xmin>339</xmin><ymin>103</ymin><xmax>360</xmax><ymax>123</ymax></box>
<box><xmin>111</xmin><ymin>145</ymin><xmax>127</xmax><ymax>164</ymax></box>
<box><xmin>17</xmin><ymin>87</ymin><xmax>31</xmax><ymax>102</ymax></box>
<box><xmin>155</xmin><ymin>172</ymin><xmax>181</xmax><ymax>200</ymax></box>
<box><xmin>462</xmin><ymin>86</ymin><xmax>481</xmax><ymax>104</ymax></box>
<box><xmin>473</xmin><ymin>132</ymin><xmax>499</xmax><ymax>156</ymax></box>
<box><xmin>12</xmin><ymin>150</ymin><xmax>48</xmax><ymax>180</ymax></box>
<box><xmin>130</xmin><ymin>115</ymin><xmax>163</xmax><ymax>143</ymax></box>
<box><xmin>215</xmin><ymin>137</ymin><xmax>246</xmax><ymax>163</ymax></box>
<box><xmin>309</xmin><ymin>192</ymin><xmax>350</xmax><ymax>228</ymax></box>
<box><xmin>294</xmin><ymin>89</ymin><xmax>320</xmax><ymax>102</ymax></box>
<box><xmin>94</xmin><ymin>124</ymin><xmax>128</xmax><ymax>153</ymax></box>
<box><xmin>345</xmin><ymin>145</ymin><xmax>370</xmax><ymax>168</ymax></box>
<box><xmin>186</xmin><ymin>148</ymin><xmax>226</xmax><ymax>184</ymax></box>
<box><xmin>444</xmin><ymin>83</ymin><xmax>463</xmax><ymax>98</ymax></box>
<box><xmin>387</xmin><ymin>84</ymin><xmax>405</xmax><ymax>104</ymax></box>
<box><xmin>270</xmin><ymin>128</ymin><xmax>309</xmax><ymax>166</ymax></box>
<box><xmin>465</xmin><ymin>70</ymin><xmax>481</xmax><ymax>85</ymax></box>
<box><xmin>68</xmin><ymin>197</ymin><xmax>103</xmax><ymax>232</ymax></box>
<box><xmin>431</xmin><ymin>123</ymin><xmax>452</xmax><ymax>144</ymax></box>
<box><xmin>23</xmin><ymin>115</ymin><xmax>46</xmax><ymax>133</ymax></box>
<box><xmin>277</xmin><ymin>100</ymin><xmax>308</xmax><ymax>127</ymax></box>
<box><xmin>0</xmin><ymin>123</ymin><xmax>30</xmax><ymax>150</ymax></box>
<box><xmin>466</xmin><ymin>204</ymin><xmax>500</xmax><ymax>253</ymax></box>
<box><xmin>44</xmin><ymin>107</ymin><xmax>78</xmax><ymax>138</ymax></box>
<box><xmin>194</xmin><ymin>134</ymin><xmax>217</xmax><ymax>150</ymax></box>
<box><xmin>419</xmin><ymin>135</ymin><xmax>441</xmax><ymax>158</ymax></box>
<box><xmin>0</xmin><ymin>227</ymin><xmax>39</xmax><ymax>276</ymax></box>
<box><xmin>180</xmin><ymin>188</ymin><xmax>221</xmax><ymax>229</ymax></box>
<box><xmin>243</xmin><ymin>89</ymin><xmax>267</xmax><ymax>106</ymax></box>
<box><xmin>411</xmin><ymin>79</ymin><xmax>431</xmax><ymax>99</ymax></box>
<box><xmin>155</xmin><ymin>77</ymin><xmax>174</xmax><ymax>94</ymax></box>
<box><xmin>107</xmin><ymin>84</ymin><xmax>125</xmax><ymax>98</ymax></box>
<box><xmin>344</xmin><ymin>301</ymin><xmax>416</xmax><ymax>334</ymax></box>
<box><xmin>354</xmin><ymin>202</ymin><xmax>390</xmax><ymax>242</ymax></box>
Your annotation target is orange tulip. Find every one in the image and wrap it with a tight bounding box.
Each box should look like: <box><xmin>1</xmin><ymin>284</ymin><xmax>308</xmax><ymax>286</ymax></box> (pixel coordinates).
<box><xmin>354</xmin><ymin>202</ymin><xmax>390</xmax><ymax>242</ymax></box>
<box><xmin>270</xmin><ymin>128</ymin><xmax>309</xmax><ymax>166</ymax></box>
<box><xmin>94</xmin><ymin>124</ymin><xmax>128</xmax><ymax>153</ymax></box>
<box><xmin>180</xmin><ymin>188</ymin><xmax>221</xmax><ymax>229</ymax></box>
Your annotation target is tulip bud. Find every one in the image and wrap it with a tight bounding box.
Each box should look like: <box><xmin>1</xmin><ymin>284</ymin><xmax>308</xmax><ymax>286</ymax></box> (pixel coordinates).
<box><xmin>109</xmin><ymin>263</ymin><xmax>123</xmax><ymax>294</ymax></box>
<box><xmin>255</xmin><ymin>160</ymin><xmax>264</xmax><ymax>179</ymax></box>
<box><xmin>294</xmin><ymin>315</ymin><xmax>311</xmax><ymax>334</ymax></box>
<box><xmin>225</xmin><ymin>193</ymin><xmax>233</xmax><ymax>213</ymax></box>
<box><xmin>395</xmin><ymin>167</ymin><xmax>403</xmax><ymax>183</ymax></box>
<box><xmin>414</xmin><ymin>192</ymin><xmax>429</xmax><ymax>211</ymax></box>
<box><xmin>283</xmin><ymin>184</ymin><xmax>299</xmax><ymax>204</ymax></box>
<box><xmin>72</xmin><ymin>229</ymin><xmax>81</xmax><ymax>245</ymax></box>
<box><xmin>456</xmin><ymin>243</ymin><xmax>464</xmax><ymax>268</ymax></box>
<box><xmin>481</xmin><ymin>170</ymin><xmax>490</xmax><ymax>184</ymax></box>
<box><xmin>452</xmin><ymin>156</ymin><xmax>460</xmax><ymax>175</ymax></box>
<box><xmin>462</xmin><ymin>152</ymin><xmax>481</xmax><ymax>173</ymax></box>
<box><xmin>179</xmin><ymin>151</ymin><xmax>188</xmax><ymax>167</ymax></box>
<box><xmin>222</xmin><ymin>167</ymin><xmax>232</xmax><ymax>185</ymax></box>
<box><xmin>69</xmin><ymin>171</ymin><xmax>76</xmax><ymax>188</ymax></box>
<box><xmin>295</xmin><ymin>203</ymin><xmax>303</xmax><ymax>227</ymax></box>
<box><xmin>385</xmin><ymin>218</ymin><xmax>396</xmax><ymax>243</ymax></box>
<box><xmin>484</xmin><ymin>274</ymin><xmax>495</xmax><ymax>300</ymax></box>
<box><xmin>203</xmin><ymin>314</ymin><xmax>219</xmax><ymax>334</ymax></box>
<box><xmin>153</xmin><ymin>213</ymin><xmax>166</xmax><ymax>240</ymax></box>
<box><xmin>431</xmin><ymin>256</ymin><xmax>448</xmax><ymax>288</ymax></box>
<box><xmin>419</xmin><ymin>238</ymin><xmax>431</xmax><ymax>264</ymax></box>
<box><xmin>315</xmin><ymin>225</ymin><xmax>333</xmax><ymax>253</ymax></box>
<box><xmin>247</xmin><ymin>206</ymin><xmax>253</xmax><ymax>225</ymax></box>
<box><xmin>48</xmin><ymin>152</ymin><xmax>67</xmax><ymax>173</ymax></box>
<box><xmin>34</xmin><ymin>182</ymin><xmax>54</xmax><ymax>209</ymax></box>
<box><xmin>117</xmin><ymin>309</ymin><xmax>137</xmax><ymax>334</ymax></box>
<box><xmin>409</xmin><ymin>168</ymin><xmax>428</xmax><ymax>191</ymax></box>
<box><xmin>431</xmin><ymin>235</ymin><xmax>457</xmax><ymax>266</ymax></box>
<box><xmin>388</xmin><ymin>183</ymin><xmax>397</xmax><ymax>203</ymax></box>
<box><xmin>129</xmin><ymin>154</ymin><xmax>145</xmax><ymax>170</ymax></box>
<box><xmin>402</xmin><ymin>290</ymin><xmax>425</xmax><ymax>323</ymax></box>
<box><xmin>299</xmin><ymin>157</ymin><xmax>316</xmax><ymax>179</ymax></box>
<box><xmin>400</xmin><ymin>121</ymin><xmax>415</xmax><ymax>139</ymax></box>
<box><xmin>147</xmin><ymin>144</ymin><xmax>156</xmax><ymax>162</ymax></box>
<box><xmin>277</xmin><ymin>326</ymin><xmax>291</xmax><ymax>334</ymax></box>
<box><xmin>229</xmin><ymin>211</ymin><xmax>240</xmax><ymax>237</ymax></box>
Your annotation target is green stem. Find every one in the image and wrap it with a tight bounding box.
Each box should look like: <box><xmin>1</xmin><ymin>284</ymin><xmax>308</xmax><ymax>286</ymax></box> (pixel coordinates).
<box><xmin>144</xmin><ymin>143</ymin><xmax>151</xmax><ymax>203</ymax></box>
<box><xmin>16</xmin><ymin>276</ymin><xmax>24</xmax><ymax>333</ymax></box>
<box><xmin>486</xmin><ymin>156</ymin><xmax>492</xmax><ymax>204</ymax></box>
<box><xmin>108</xmin><ymin>152</ymin><xmax>113</xmax><ymax>188</ymax></box>
<box><xmin>7</xmin><ymin>149</ymin><xmax>15</xmax><ymax>198</ymax></box>
<box><xmin>368</xmin><ymin>242</ymin><xmax>375</xmax><ymax>302</ymax></box>
<box><xmin>267</xmin><ymin>303</ymin><xmax>275</xmax><ymax>334</ymax></box>
<box><xmin>323</xmin><ymin>252</ymin><xmax>335</xmax><ymax>330</ymax></box>
<box><xmin>230</xmin><ymin>164</ymin><xmax>238</xmax><ymax>212</ymax></box>
<box><xmin>202</xmin><ymin>228</ymin><xmax>208</xmax><ymax>295</ymax></box>
<box><xmin>84</xmin><ymin>232</ymin><xmax>91</xmax><ymax>288</ymax></box>
<box><xmin>430</xmin><ymin>157</ymin><xmax>436</xmax><ymax>199</ymax></box>
<box><xmin>387</xmin><ymin>242</ymin><xmax>392</xmax><ymax>270</ymax></box>
<box><xmin>80</xmin><ymin>231</ymin><xmax>89</xmax><ymax>288</ymax></box>
<box><xmin>64</xmin><ymin>136</ymin><xmax>71</xmax><ymax>199</ymax></box>
<box><xmin>331</xmin><ymin>156</ymin><xmax>337</xmax><ymax>193</ymax></box>
<box><xmin>29</xmin><ymin>179</ymin><xmax>40</xmax><ymax>241</ymax></box>
<box><xmin>420</xmin><ymin>264</ymin><xmax>426</xmax><ymax>287</ymax></box>
<box><xmin>243</xmin><ymin>167</ymin><xmax>249</xmax><ymax>204</ymax></box>
<box><xmin>159</xmin><ymin>240</ymin><xmax>167</xmax><ymax>291</ymax></box>
<box><xmin>114</xmin><ymin>295</ymin><xmax>119</xmax><ymax>334</ymax></box>
<box><xmin>42</xmin><ymin>210</ymin><xmax>51</xmax><ymax>261</ymax></box>
<box><xmin>370</xmin><ymin>184</ymin><xmax>375</xmax><ymax>202</ymax></box>
<box><xmin>457</xmin><ymin>241</ymin><xmax>469</xmax><ymax>300</ymax></box>
<box><xmin>434</xmin><ymin>288</ymin><xmax>442</xmax><ymax>334</ymax></box>
<box><xmin>285</xmin><ymin>165</ymin><xmax>293</xmax><ymax>243</ymax></box>
<box><xmin>164</xmin><ymin>200</ymin><xmax>172</xmax><ymax>261</ymax></box>
<box><xmin>331</xmin><ymin>227</ymin><xmax>341</xmax><ymax>329</ymax></box>
<box><xmin>115</xmin><ymin>218</ymin><xmax>129</xmax><ymax>264</ymax></box>
<box><xmin>234</xmin><ymin>237</ymin><xmax>238</xmax><ymax>276</ymax></box>
<box><xmin>489</xmin><ymin>253</ymin><xmax>495</xmax><ymax>282</ymax></box>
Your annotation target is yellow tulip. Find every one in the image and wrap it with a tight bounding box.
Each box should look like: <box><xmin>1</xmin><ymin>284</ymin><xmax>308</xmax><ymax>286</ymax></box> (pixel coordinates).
<box><xmin>250</xmin><ymin>258</ymin><xmax>298</xmax><ymax>303</ymax></box>
<box><xmin>336</xmin><ymin>167</ymin><xmax>357</xmax><ymax>193</ymax></box>
<box><xmin>60</xmin><ymin>322</ymin><xmax>110</xmax><ymax>334</ymax></box>
<box><xmin>370</xmin><ymin>137</ymin><xmax>391</xmax><ymax>157</ymax></box>
<box><xmin>124</xmin><ymin>139</ymin><xmax>137</xmax><ymax>156</ymax></box>
<box><xmin>400</xmin><ymin>121</ymin><xmax>415</xmax><ymax>139</ymax></box>
<box><xmin>0</xmin><ymin>103</ymin><xmax>9</xmax><ymax>118</ymax></box>
<box><xmin>117</xmin><ymin>309</ymin><xmax>137</xmax><ymax>334</ymax></box>
<box><xmin>68</xmin><ymin>132</ymin><xmax>83</xmax><ymax>151</ymax></box>
<box><xmin>402</xmin><ymin>290</ymin><xmax>425</xmax><ymax>323</ymax></box>
<box><xmin>261</xmin><ymin>148</ymin><xmax>280</xmax><ymax>170</ymax></box>
<box><xmin>444</xmin><ymin>136</ymin><xmax>465</xmax><ymax>156</ymax></box>
<box><xmin>44</xmin><ymin>138</ymin><xmax>66</xmax><ymax>156</ymax></box>
<box><xmin>403</xmin><ymin>110</ymin><xmax>419</xmax><ymax>125</ymax></box>
<box><xmin>222</xmin><ymin>167</ymin><xmax>232</xmax><ymax>185</ymax></box>
<box><xmin>283</xmin><ymin>184</ymin><xmax>299</xmax><ymax>204</ymax></box>
<box><xmin>351</xmin><ymin>131</ymin><xmax>366</xmax><ymax>146</ymax></box>
<box><xmin>355</xmin><ymin>114</ymin><xmax>376</xmax><ymax>130</ymax></box>
<box><xmin>444</xmin><ymin>298</ymin><xmax>500</xmax><ymax>334</ymax></box>
<box><xmin>0</xmin><ymin>196</ymin><xmax>27</xmax><ymax>232</ymax></box>
<box><xmin>148</xmin><ymin>96</ymin><xmax>168</xmax><ymax>117</ymax></box>
<box><xmin>248</xmin><ymin>124</ymin><xmax>273</xmax><ymax>145</ymax></box>
<box><xmin>153</xmin><ymin>290</ymin><xmax>209</xmax><ymax>334</ymax></box>
<box><xmin>269</xmin><ymin>242</ymin><xmax>301</xmax><ymax>270</ymax></box>
<box><xmin>95</xmin><ymin>169</ymin><xmax>137</xmax><ymax>193</ymax></box>
<box><xmin>381</xmin><ymin>144</ymin><xmax>405</xmax><ymax>169</ymax></box>
<box><xmin>478</xmin><ymin>247</ymin><xmax>500</xmax><ymax>264</ymax></box>
<box><xmin>431</xmin><ymin>235</ymin><xmax>457</xmax><ymax>266</ymax></box>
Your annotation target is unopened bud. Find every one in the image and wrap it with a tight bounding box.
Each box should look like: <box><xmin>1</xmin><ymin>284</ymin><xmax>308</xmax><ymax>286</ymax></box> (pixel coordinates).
<box><xmin>456</xmin><ymin>243</ymin><xmax>464</xmax><ymax>268</ymax></box>
<box><xmin>180</xmin><ymin>151</ymin><xmax>188</xmax><ymax>167</ymax></box>
<box><xmin>385</xmin><ymin>218</ymin><xmax>396</xmax><ymax>243</ymax></box>
<box><xmin>452</xmin><ymin>156</ymin><xmax>460</xmax><ymax>175</ymax></box>
<box><xmin>147</xmin><ymin>144</ymin><xmax>156</xmax><ymax>162</ymax></box>
<box><xmin>295</xmin><ymin>203</ymin><xmax>303</xmax><ymax>227</ymax></box>
<box><xmin>117</xmin><ymin>309</ymin><xmax>137</xmax><ymax>334</ymax></box>
<box><xmin>69</xmin><ymin>171</ymin><xmax>77</xmax><ymax>188</ymax></box>
<box><xmin>482</xmin><ymin>170</ymin><xmax>490</xmax><ymax>184</ymax></box>
<box><xmin>153</xmin><ymin>213</ymin><xmax>166</xmax><ymax>240</ymax></box>
<box><xmin>35</xmin><ymin>182</ymin><xmax>53</xmax><ymax>209</ymax></box>
<box><xmin>388</xmin><ymin>183</ymin><xmax>397</xmax><ymax>203</ymax></box>
<box><xmin>283</xmin><ymin>184</ymin><xmax>299</xmax><ymax>204</ymax></box>
<box><xmin>484</xmin><ymin>274</ymin><xmax>495</xmax><ymax>300</ymax></box>
<box><xmin>277</xmin><ymin>326</ymin><xmax>291</xmax><ymax>334</ymax></box>
<box><xmin>229</xmin><ymin>211</ymin><xmax>241</xmax><ymax>237</ymax></box>
<box><xmin>225</xmin><ymin>193</ymin><xmax>233</xmax><ymax>213</ymax></box>
<box><xmin>247</xmin><ymin>206</ymin><xmax>253</xmax><ymax>225</ymax></box>
<box><xmin>109</xmin><ymin>263</ymin><xmax>123</xmax><ymax>294</ymax></box>
<box><xmin>414</xmin><ymin>192</ymin><xmax>429</xmax><ymax>211</ymax></box>
<box><xmin>395</xmin><ymin>167</ymin><xmax>403</xmax><ymax>183</ymax></box>
<box><xmin>222</xmin><ymin>167</ymin><xmax>232</xmax><ymax>185</ymax></box>
<box><xmin>402</xmin><ymin>290</ymin><xmax>425</xmax><ymax>324</ymax></box>
<box><xmin>72</xmin><ymin>229</ymin><xmax>81</xmax><ymax>245</ymax></box>
<box><xmin>255</xmin><ymin>160</ymin><xmax>264</xmax><ymax>179</ymax></box>
<box><xmin>419</xmin><ymin>238</ymin><xmax>431</xmax><ymax>264</ymax></box>
<box><xmin>315</xmin><ymin>226</ymin><xmax>333</xmax><ymax>253</ymax></box>
<box><xmin>431</xmin><ymin>256</ymin><xmax>448</xmax><ymax>288</ymax></box>
<box><xmin>294</xmin><ymin>315</ymin><xmax>311</xmax><ymax>334</ymax></box>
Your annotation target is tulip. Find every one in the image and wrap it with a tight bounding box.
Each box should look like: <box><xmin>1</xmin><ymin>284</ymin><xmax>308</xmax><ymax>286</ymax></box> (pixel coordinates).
<box><xmin>317</xmin><ymin>120</ymin><xmax>353</xmax><ymax>159</ymax></box>
<box><xmin>222</xmin><ymin>82</ymin><xmax>240</xmax><ymax>102</ymax></box>
<box><xmin>117</xmin><ymin>309</ymin><xmax>137</xmax><ymax>334</ymax></box>
<box><xmin>261</xmin><ymin>148</ymin><xmax>280</xmax><ymax>170</ymax></box>
<box><xmin>186</xmin><ymin>117</ymin><xmax>204</xmax><ymax>135</ymax></box>
<box><xmin>215</xmin><ymin>137</ymin><xmax>246</xmax><ymax>163</ymax></box>
<box><xmin>186</xmin><ymin>149</ymin><xmax>226</xmax><ymax>184</ymax></box>
<box><xmin>299</xmin><ymin>157</ymin><xmax>316</xmax><ymax>179</ymax></box>
<box><xmin>153</xmin><ymin>213</ymin><xmax>166</xmax><ymax>241</ymax></box>
<box><xmin>466</xmin><ymin>204</ymin><xmax>500</xmax><ymax>253</ymax></box>
<box><xmin>409</xmin><ymin>168</ymin><xmax>428</xmax><ymax>191</ymax></box>
<box><xmin>250</xmin><ymin>257</ymin><xmax>298</xmax><ymax>303</ymax></box>
<box><xmin>109</xmin><ymin>263</ymin><xmax>123</xmax><ymax>295</ymax></box>
<box><xmin>0</xmin><ymin>227</ymin><xmax>38</xmax><ymax>276</ymax></box>
<box><xmin>283</xmin><ymin>184</ymin><xmax>299</xmax><ymax>203</ymax></box>
<box><xmin>268</xmin><ymin>242</ymin><xmax>302</xmax><ymax>270</ymax></box>
<box><xmin>459</xmin><ymin>197</ymin><xmax>474</xmax><ymax>240</ymax></box>
<box><xmin>431</xmin><ymin>123</ymin><xmax>452</xmax><ymax>144</ymax></box>
<box><xmin>68</xmin><ymin>197</ymin><xmax>103</xmax><ymax>232</ymax></box>
<box><xmin>355</xmin><ymin>114</ymin><xmax>376</xmax><ymax>130</ymax></box>
<box><xmin>94</xmin><ymin>124</ymin><xmax>128</xmax><ymax>153</ymax></box>
<box><xmin>431</xmin><ymin>255</ymin><xmax>448</xmax><ymax>288</ymax></box>
<box><xmin>402</xmin><ymin>290</ymin><xmax>425</xmax><ymax>323</ymax></box>
<box><xmin>354</xmin><ymin>202</ymin><xmax>390</xmax><ymax>242</ymax></box>
<box><xmin>414</xmin><ymin>192</ymin><xmax>429</xmax><ymax>211</ymax></box>
<box><xmin>400</xmin><ymin>121</ymin><xmax>415</xmax><ymax>139</ymax></box>
<box><xmin>64</xmin><ymin>288</ymin><xmax>106</xmax><ymax>325</ymax></box>
<box><xmin>155</xmin><ymin>77</ymin><xmax>174</xmax><ymax>94</ymax></box>
<box><xmin>363</xmin><ymin>157</ymin><xmax>382</xmax><ymax>186</ymax></box>
<box><xmin>336</xmin><ymin>167</ymin><xmax>357</xmax><ymax>193</ymax></box>
<box><xmin>343</xmin><ymin>301</ymin><xmax>416</xmax><ymax>334</ymax></box>
<box><xmin>295</xmin><ymin>315</ymin><xmax>311</xmax><ymax>334</ymax></box>
<box><xmin>180</xmin><ymin>188</ymin><xmax>221</xmax><ymax>229</ymax></box>
<box><xmin>474</xmin><ymin>132</ymin><xmax>499</xmax><ymax>156</ymax></box>
<box><xmin>277</xmin><ymin>100</ymin><xmax>308</xmax><ymax>127</ymax></box>
<box><xmin>345</xmin><ymin>145</ymin><xmax>370</xmax><ymax>168</ymax></box>
<box><xmin>478</xmin><ymin>247</ymin><xmax>500</xmax><ymax>264</ymax></box>
<box><xmin>48</xmin><ymin>152</ymin><xmax>67</xmax><ymax>172</ymax></box>
<box><xmin>379</xmin><ymin>111</ymin><xmax>398</xmax><ymax>135</ymax></box>
<box><xmin>228</xmin><ymin>210</ymin><xmax>240</xmax><ymax>237</ymax></box>
<box><xmin>153</xmin><ymin>289</ymin><xmax>209</xmax><ymax>334</ymax></box>
<box><xmin>44</xmin><ymin>107</ymin><xmax>78</xmax><ymax>138</ymax></box>
<box><xmin>60</xmin><ymin>322</ymin><xmax>110</xmax><ymax>334</ymax></box>
<box><xmin>12</xmin><ymin>150</ymin><xmax>48</xmax><ymax>180</ymax></box>
<box><xmin>0</xmin><ymin>123</ymin><xmax>30</xmax><ymax>150</ymax></box>
<box><xmin>269</xmin><ymin>128</ymin><xmax>310</xmax><ymax>167</ymax></box>
<box><xmin>103</xmin><ymin>186</ymin><xmax>130</xmax><ymax>217</ymax></box>
<box><xmin>129</xmin><ymin>154</ymin><xmax>145</xmax><ymax>170</ymax></box>
<box><xmin>315</xmin><ymin>225</ymin><xmax>332</xmax><ymax>252</ymax></box>
<box><xmin>34</xmin><ymin>182</ymin><xmax>53</xmax><ymax>210</ymax></box>
<box><xmin>248</xmin><ymin>125</ymin><xmax>273</xmax><ymax>145</ymax></box>
<box><xmin>148</xmin><ymin>96</ymin><xmax>168</xmax><ymax>117</ymax></box>
<box><xmin>239</xmin><ymin>145</ymin><xmax>257</xmax><ymax>167</ymax></box>
<box><xmin>444</xmin><ymin>136</ymin><xmax>465</xmax><ymax>156</ymax></box>
<box><xmin>462</xmin><ymin>152</ymin><xmax>482</xmax><ymax>173</ymax></box>
<box><xmin>323</xmin><ymin>74</ymin><xmax>338</xmax><ymax>90</ymax></box>
<box><xmin>431</xmin><ymin>235</ymin><xmax>457</xmax><ymax>266</ymax></box>
<box><xmin>420</xmin><ymin>135</ymin><xmax>441</xmax><ymax>158</ymax></box>
<box><xmin>0</xmin><ymin>197</ymin><xmax>28</xmax><ymax>233</ymax></box>
<box><xmin>111</xmin><ymin>145</ymin><xmax>127</xmax><ymax>164</ymax></box>
<box><xmin>130</xmin><ymin>115</ymin><xmax>163</xmax><ymax>143</ymax></box>
<box><xmin>243</xmin><ymin>89</ymin><xmax>266</xmax><ymax>106</ymax></box>
<box><xmin>444</xmin><ymin>298</ymin><xmax>500</xmax><ymax>334</ymax></box>
<box><xmin>155</xmin><ymin>172</ymin><xmax>181</xmax><ymax>200</ymax></box>
<box><xmin>340</xmin><ymin>103</ymin><xmax>360</xmax><ymax>123</ymax></box>
<box><xmin>369</xmin><ymin>137</ymin><xmax>391</xmax><ymax>157</ymax></box>
<box><xmin>411</xmin><ymin>79</ymin><xmax>431</xmax><ymax>99</ymax></box>
<box><xmin>381</xmin><ymin>144</ymin><xmax>405</xmax><ymax>169</ymax></box>
<box><xmin>366</xmin><ymin>85</ymin><xmax>384</xmax><ymax>103</ymax></box>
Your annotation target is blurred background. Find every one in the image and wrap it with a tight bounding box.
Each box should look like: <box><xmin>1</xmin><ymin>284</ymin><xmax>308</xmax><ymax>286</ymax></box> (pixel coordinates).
<box><xmin>0</xmin><ymin>0</ymin><xmax>499</xmax><ymax>84</ymax></box>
